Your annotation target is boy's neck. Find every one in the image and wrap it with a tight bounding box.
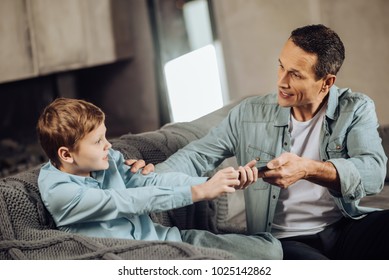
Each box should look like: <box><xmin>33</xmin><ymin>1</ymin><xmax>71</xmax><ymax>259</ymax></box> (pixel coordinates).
<box><xmin>58</xmin><ymin>163</ymin><xmax>92</xmax><ymax>177</ymax></box>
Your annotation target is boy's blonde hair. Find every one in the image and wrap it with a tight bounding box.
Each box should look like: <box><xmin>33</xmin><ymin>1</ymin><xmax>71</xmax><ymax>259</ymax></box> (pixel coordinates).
<box><xmin>37</xmin><ymin>98</ymin><xmax>105</xmax><ymax>167</ymax></box>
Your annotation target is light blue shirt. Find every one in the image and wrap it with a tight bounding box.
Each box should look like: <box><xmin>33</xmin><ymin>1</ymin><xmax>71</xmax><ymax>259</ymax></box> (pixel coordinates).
<box><xmin>156</xmin><ymin>86</ymin><xmax>387</xmax><ymax>234</ymax></box>
<box><xmin>38</xmin><ymin>149</ymin><xmax>207</xmax><ymax>241</ymax></box>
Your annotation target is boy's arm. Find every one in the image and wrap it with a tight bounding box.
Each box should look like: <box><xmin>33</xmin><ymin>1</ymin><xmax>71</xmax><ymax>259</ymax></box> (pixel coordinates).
<box><xmin>38</xmin><ymin>163</ymin><xmax>197</xmax><ymax>227</ymax></box>
<box><xmin>40</xmin><ymin>180</ymin><xmax>195</xmax><ymax>227</ymax></box>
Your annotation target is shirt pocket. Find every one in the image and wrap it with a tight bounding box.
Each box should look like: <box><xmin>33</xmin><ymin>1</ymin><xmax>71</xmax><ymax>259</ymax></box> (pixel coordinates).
<box><xmin>326</xmin><ymin>136</ymin><xmax>348</xmax><ymax>159</ymax></box>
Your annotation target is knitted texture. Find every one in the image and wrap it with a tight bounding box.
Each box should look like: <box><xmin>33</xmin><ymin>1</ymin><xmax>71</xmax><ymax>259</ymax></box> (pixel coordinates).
<box><xmin>0</xmin><ymin>120</ymin><xmax>232</xmax><ymax>260</ymax></box>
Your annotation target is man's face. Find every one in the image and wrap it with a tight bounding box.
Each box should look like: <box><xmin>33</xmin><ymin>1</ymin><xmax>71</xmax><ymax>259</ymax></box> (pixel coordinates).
<box><xmin>68</xmin><ymin>123</ymin><xmax>112</xmax><ymax>177</ymax></box>
<box><xmin>277</xmin><ymin>39</ymin><xmax>329</xmax><ymax>121</ymax></box>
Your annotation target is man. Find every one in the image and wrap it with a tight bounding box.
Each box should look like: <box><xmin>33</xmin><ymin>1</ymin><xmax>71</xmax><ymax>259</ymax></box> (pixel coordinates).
<box><xmin>131</xmin><ymin>24</ymin><xmax>388</xmax><ymax>259</ymax></box>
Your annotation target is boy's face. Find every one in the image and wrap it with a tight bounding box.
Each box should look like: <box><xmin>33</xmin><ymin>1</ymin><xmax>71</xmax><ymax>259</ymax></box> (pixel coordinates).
<box><xmin>65</xmin><ymin>122</ymin><xmax>112</xmax><ymax>177</ymax></box>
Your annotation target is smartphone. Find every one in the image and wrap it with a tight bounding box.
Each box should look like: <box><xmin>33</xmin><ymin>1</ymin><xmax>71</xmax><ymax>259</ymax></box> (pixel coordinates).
<box><xmin>257</xmin><ymin>165</ymin><xmax>270</xmax><ymax>172</ymax></box>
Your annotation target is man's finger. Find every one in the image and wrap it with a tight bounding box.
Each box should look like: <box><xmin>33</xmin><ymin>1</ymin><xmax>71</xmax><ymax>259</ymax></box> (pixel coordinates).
<box><xmin>130</xmin><ymin>159</ymin><xmax>146</xmax><ymax>172</ymax></box>
<box><xmin>125</xmin><ymin>159</ymin><xmax>137</xmax><ymax>166</ymax></box>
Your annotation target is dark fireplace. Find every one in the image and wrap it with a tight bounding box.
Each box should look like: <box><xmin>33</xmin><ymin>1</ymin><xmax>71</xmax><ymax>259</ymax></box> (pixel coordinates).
<box><xmin>0</xmin><ymin>76</ymin><xmax>56</xmax><ymax>177</ymax></box>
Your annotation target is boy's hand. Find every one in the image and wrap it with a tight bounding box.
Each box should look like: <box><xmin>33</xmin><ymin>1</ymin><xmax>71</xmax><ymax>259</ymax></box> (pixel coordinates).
<box><xmin>125</xmin><ymin>159</ymin><xmax>155</xmax><ymax>175</ymax></box>
<box><xmin>191</xmin><ymin>167</ymin><xmax>239</xmax><ymax>202</ymax></box>
<box><xmin>236</xmin><ymin>159</ymin><xmax>258</xmax><ymax>189</ymax></box>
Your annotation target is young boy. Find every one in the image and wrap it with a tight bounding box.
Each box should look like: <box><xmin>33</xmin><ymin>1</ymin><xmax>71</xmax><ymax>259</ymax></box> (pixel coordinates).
<box><xmin>36</xmin><ymin>98</ymin><xmax>282</xmax><ymax>259</ymax></box>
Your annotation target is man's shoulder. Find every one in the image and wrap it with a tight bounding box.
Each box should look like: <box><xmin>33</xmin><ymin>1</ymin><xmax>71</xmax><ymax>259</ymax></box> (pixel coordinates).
<box><xmin>233</xmin><ymin>93</ymin><xmax>281</xmax><ymax>120</ymax></box>
<box><xmin>240</xmin><ymin>93</ymin><xmax>278</xmax><ymax>105</ymax></box>
<box><xmin>235</xmin><ymin>93</ymin><xmax>278</xmax><ymax>112</ymax></box>
<box><xmin>336</xmin><ymin>86</ymin><xmax>374</xmax><ymax>108</ymax></box>
<box><xmin>336</xmin><ymin>86</ymin><xmax>372</xmax><ymax>101</ymax></box>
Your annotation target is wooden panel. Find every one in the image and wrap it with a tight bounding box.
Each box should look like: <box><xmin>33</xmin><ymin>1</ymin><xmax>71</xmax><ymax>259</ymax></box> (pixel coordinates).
<box><xmin>110</xmin><ymin>0</ymin><xmax>134</xmax><ymax>59</ymax></box>
<box><xmin>28</xmin><ymin>0</ymin><xmax>86</xmax><ymax>74</ymax></box>
<box><xmin>83</xmin><ymin>0</ymin><xmax>134</xmax><ymax>66</ymax></box>
<box><xmin>83</xmin><ymin>0</ymin><xmax>116</xmax><ymax>66</ymax></box>
<box><xmin>0</xmin><ymin>0</ymin><xmax>37</xmax><ymax>83</ymax></box>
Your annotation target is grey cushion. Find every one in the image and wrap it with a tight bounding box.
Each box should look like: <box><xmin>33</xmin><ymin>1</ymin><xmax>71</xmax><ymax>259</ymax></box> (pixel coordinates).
<box><xmin>378</xmin><ymin>125</ymin><xmax>389</xmax><ymax>181</ymax></box>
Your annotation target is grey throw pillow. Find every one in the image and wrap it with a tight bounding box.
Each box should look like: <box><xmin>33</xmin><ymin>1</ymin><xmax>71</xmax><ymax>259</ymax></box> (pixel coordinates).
<box><xmin>378</xmin><ymin>125</ymin><xmax>389</xmax><ymax>181</ymax></box>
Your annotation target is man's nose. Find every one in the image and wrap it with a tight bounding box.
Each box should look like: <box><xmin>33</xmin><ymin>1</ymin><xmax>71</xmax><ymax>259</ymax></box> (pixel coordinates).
<box><xmin>278</xmin><ymin>72</ymin><xmax>289</xmax><ymax>88</ymax></box>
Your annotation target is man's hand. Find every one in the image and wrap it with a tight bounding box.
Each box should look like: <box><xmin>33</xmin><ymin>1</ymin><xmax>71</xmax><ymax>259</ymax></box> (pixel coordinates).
<box><xmin>258</xmin><ymin>153</ymin><xmax>307</xmax><ymax>188</ymax></box>
<box><xmin>258</xmin><ymin>152</ymin><xmax>340</xmax><ymax>191</ymax></box>
<box><xmin>125</xmin><ymin>159</ymin><xmax>155</xmax><ymax>175</ymax></box>
<box><xmin>191</xmin><ymin>167</ymin><xmax>239</xmax><ymax>202</ymax></box>
<box><xmin>237</xmin><ymin>159</ymin><xmax>258</xmax><ymax>189</ymax></box>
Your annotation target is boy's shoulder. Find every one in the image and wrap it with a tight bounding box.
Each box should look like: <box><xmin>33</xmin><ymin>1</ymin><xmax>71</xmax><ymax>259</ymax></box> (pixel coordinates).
<box><xmin>38</xmin><ymin>161</ymin><xmax>90</xmax><ymax>190</ymax></box>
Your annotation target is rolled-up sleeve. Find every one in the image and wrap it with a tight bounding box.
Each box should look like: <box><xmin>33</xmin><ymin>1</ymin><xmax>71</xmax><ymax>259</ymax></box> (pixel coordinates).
<box><xmin>328</xmin><ymin>98</ymin><xmax>387</xmax><ymax>202</ymax></box>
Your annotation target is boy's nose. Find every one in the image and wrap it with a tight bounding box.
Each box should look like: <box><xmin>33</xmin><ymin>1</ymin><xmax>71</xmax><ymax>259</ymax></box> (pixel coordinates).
<box><xmin>106</xmin><ymin>140</ymin><xmax>112</xmax><ymax>149</ymax></box>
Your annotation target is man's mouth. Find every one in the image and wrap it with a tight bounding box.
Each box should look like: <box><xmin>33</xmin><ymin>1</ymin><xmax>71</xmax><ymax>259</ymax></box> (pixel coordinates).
<box><xmin>279</xmin><ymin>90</ymin><xmax>293</xmax><ymax>98</ymax></box>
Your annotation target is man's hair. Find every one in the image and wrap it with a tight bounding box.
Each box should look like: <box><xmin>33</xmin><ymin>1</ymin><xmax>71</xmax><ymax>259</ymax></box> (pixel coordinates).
<box><xmin>290</xmin><ymin>24</ymin><xmax>345</xmax><ymax>79</ymax></box>
<box><xmin>37</xmin><ymin>98</ymin><xmax>105</xmax><ymax>167</ymax></box>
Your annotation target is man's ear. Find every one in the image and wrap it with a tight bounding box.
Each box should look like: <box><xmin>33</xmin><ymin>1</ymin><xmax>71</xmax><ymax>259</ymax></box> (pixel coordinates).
<box><xmin>321</xmin><ymin>74</ymin><xmax>336</xmax><ymax>93</ymax></box>
<box><xmin>58</xmin><ymin>147</ymin><xmax>74</xmax><ymax>164</ymax></box>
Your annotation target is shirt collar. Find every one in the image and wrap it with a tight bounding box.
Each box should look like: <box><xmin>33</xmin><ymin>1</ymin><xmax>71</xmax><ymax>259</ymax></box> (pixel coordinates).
<box><xmin>326</xmin><ymin>85</ymin><xmax>349</xmax><ymax>121</ymax></box>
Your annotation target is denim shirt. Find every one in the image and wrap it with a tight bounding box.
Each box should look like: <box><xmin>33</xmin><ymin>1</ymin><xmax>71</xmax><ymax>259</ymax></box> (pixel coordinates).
<box><xmin>38</xmin><ymin>148</ymin><xmax>207</xmax><ymax>241</ymax></box>
<box><xmin>156</xmin><ymin>86</ymin><xmax>387</xmax><ymax>234</ymax></box>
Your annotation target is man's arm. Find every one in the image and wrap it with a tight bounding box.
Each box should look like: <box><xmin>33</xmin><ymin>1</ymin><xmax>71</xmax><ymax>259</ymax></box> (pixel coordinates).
<box><xmin>155</xmin><ymin>104</ymin><xmax>243</xmax><ymax>177</ymax></box>
<box><xmin>260</xmin><ymin>96</ymin><xmax>387</xmax><ymax>200</ymax></box>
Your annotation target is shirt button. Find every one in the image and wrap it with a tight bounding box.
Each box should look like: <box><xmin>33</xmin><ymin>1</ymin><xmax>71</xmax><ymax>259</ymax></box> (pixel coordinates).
<box><xmin>336</xmin><ymin>145</ymin><xmax>342</xmax><ymax>150</ymax></box>
<box><xmin>272</xmin><ymin>195</ymin><xmax>276</xmax><ymax>199</ymax></box>
<box><xmin>255</xmin><ymin>157</ymin><xmax>260</xmax><ymax>161</ymax></box>
<box><xmin>284</xmin><ymin>142</ymin><xmax>288</xmax><ymax>146</ymax></box>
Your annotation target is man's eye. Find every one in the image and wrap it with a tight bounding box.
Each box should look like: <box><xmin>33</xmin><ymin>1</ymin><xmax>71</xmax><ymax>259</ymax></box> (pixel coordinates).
<box><xmin>291</xmin><ymin>72</ymin><xmax>301</xmax><ymax>79</ymax></box>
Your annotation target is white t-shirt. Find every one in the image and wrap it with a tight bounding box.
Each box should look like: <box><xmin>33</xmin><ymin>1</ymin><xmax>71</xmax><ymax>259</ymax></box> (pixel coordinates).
<box><xmin>271</xmin><ymin>104</ymin><xmax>343</xmax><ymax>239</ymax></box>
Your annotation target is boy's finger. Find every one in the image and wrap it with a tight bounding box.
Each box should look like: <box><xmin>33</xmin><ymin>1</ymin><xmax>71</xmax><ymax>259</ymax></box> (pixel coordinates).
<box><xmin>244</xmin><ymin>159</ymin><xmax>257</xmax><ymax>168</ymax></box>
<box><xmin>252</xmin><ymin>166</ymin><xmax>258</xmax><ymax>182</ymax></box>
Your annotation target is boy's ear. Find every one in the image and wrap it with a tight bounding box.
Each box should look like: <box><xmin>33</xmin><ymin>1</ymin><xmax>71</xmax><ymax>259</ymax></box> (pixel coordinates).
<box><xmin>58</xmin><ymin>147</ymin><xmax>74</xmax><ymax>164</ymax></box>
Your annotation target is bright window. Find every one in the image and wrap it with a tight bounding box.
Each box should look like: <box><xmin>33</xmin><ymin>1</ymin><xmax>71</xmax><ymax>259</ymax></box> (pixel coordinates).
<box><xmin>164</xmin><ymin>44</ymin><xmax>224</xmax><ymax>122</ymax></box>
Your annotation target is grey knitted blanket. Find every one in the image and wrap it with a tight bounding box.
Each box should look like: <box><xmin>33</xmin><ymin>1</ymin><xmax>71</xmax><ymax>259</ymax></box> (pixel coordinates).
<box><xmin>0</xmin><ymin>122</ymin><xmax>232</xmax><ymax>260</ymax></box>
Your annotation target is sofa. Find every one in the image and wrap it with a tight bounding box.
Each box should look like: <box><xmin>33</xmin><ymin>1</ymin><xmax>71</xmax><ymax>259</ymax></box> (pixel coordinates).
<box><xmin>0</xmin><ymin>99</ymin><xmax>388</xmax><ymax>260</ymax></box>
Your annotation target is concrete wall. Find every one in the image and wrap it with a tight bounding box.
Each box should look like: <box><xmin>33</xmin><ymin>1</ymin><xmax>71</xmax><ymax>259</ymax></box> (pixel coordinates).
<box><xmin>212</xmin><ymin>0</ymin><xmax>389</xmax><ymax>124</ymax></box>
